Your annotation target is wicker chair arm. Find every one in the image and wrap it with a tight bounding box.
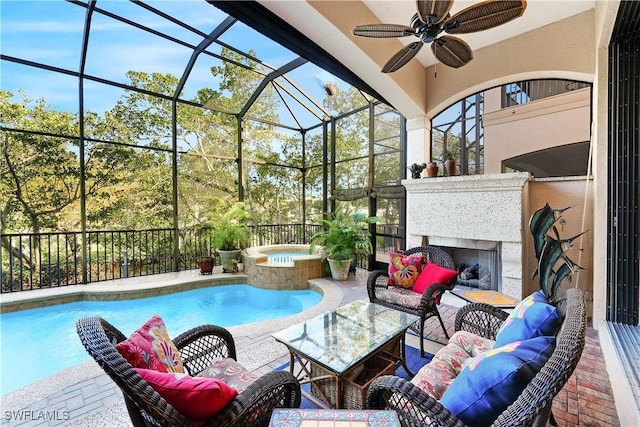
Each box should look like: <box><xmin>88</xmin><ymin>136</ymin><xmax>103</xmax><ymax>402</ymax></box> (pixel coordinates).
<box><xmin>418</xmin><ymin>279</ymin><xmax>456</xmax><ymax>308</ymax></box>
<box><xmin>76</xmin><ymin>317</ymin><xmax>192</xmax><ymax>427</ymax></box>
<box><xmin>454</xmin><ymin>302</ymin><xmax>509</xmax><ymax>340</ymax></box>
<box><xmin>174</xmin><ymin>325</ymin><xmax>237</xmax><ymax>376</ymax></box>
<box><xmin>367</xmin><ymin>270</ymin><xmax>389</xmax><ymax>301</ymax></box>
<box><xmin>206</xmin><ymin>371</ymin><xmax>301</xmax><ymax>427</ymax></box>
<box><xmin>367</xmin><ymin>375</ymin><xmax>465</xmax><ymax>427</ymax></box>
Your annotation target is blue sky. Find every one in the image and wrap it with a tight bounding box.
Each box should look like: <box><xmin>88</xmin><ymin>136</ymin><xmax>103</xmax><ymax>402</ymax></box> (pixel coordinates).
<box><xmin>1</xmin><ymin>1</ymin><xmax>352</xmax><ymax>128</ymax></box>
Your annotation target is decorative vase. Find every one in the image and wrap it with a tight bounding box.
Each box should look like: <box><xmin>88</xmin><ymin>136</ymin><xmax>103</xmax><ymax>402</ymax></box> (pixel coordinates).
<box><xmin>198</xmin><ymin>257</ymin><xmax>215</xmax><ymax>274</ymax></box>
<box><xmin>426</xmin><ymin>162</ymin><xmax>439</xmax><ymax>177</ymax></box>
<box><xmin>444</xmin><ymin>159</ymin><xmax>457</xmax><ymax>176</ymax></box>
<box><xmin>327</xmin><ymin>258</ymin><xmax>351</xmax><ymax>281</ymax></box>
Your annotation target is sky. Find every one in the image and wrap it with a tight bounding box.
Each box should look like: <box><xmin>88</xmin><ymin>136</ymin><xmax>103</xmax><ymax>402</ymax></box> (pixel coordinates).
<box><xmin>0</xmin><ymin>0</ymin><xmax>355</xmax><ymax>129</ymax></box>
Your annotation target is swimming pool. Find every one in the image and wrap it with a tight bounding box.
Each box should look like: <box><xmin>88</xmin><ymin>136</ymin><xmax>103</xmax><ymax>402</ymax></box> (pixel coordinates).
<box><xmin>0</xmin><ymin>284</ymin><xmax>321</xmax><ymax>395</ymax></box>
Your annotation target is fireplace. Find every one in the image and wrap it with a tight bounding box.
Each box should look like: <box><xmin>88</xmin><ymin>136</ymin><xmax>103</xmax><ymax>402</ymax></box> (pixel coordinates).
<box><xmin>403</xmin><ymin>172</ymin><xmax>531</xmax><ymax>298</ymax></box>
<box><xmin>424</xmin><ymin>238</ymin><xmax>501</xmax><ymax>291</ymax></box>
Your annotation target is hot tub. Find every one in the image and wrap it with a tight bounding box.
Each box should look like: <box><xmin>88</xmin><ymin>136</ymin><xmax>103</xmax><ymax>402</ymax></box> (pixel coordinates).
<box><xmin>242</xmin><ymin>244</ymin><xmax>325</xmax><ymax>290</ymax></box>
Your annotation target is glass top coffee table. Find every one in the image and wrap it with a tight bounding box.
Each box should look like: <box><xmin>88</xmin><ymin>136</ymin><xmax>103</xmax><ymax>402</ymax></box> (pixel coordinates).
<box><xmin>272</xmin><ymin>300</ymin><xmax>420</xmax><ymax>409</ymax></box>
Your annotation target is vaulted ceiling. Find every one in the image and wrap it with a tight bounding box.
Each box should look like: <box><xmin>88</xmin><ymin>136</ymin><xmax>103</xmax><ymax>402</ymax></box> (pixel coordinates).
<box><xmin>258</xmin><ymin>1</ymin><xmax>608</xmax><ymax>120</ymax></box>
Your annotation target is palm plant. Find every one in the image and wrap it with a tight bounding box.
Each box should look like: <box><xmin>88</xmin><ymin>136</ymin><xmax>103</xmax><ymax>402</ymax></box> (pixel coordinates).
<box><xmin>529</xmin><ymin>203</ymin><xmax>584</xmax><ymax>301</ymax></box>
<box><xmin>310</xmin><ymin>206</ymin><xmax>380</xmax><ymax>261</ymax></box>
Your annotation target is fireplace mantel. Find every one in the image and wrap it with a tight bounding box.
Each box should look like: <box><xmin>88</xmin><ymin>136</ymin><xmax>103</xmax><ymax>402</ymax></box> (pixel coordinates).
<box><xmin>403</xmin><ymin>172</ymin><xmax>531</xmax><ymax>297</ymax></box>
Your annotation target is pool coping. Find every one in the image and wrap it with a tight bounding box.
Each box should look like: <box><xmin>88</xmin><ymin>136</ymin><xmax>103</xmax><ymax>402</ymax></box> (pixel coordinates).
<box><xmin>0</xmin><ymin>268</ymin><xmax>247</xmax><ymax>313</ymax></box>
<box><xmin>0</xmin><ymin>271</ymin><xmax>344</xmax><ymax>415</ymax></box>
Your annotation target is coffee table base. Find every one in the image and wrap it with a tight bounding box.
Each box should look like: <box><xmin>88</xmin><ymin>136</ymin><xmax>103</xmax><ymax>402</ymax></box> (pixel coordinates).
<box><xmin>287</xmin><ymin>335</ymin><xmax>413</xmax><ymax>409</ymax></box>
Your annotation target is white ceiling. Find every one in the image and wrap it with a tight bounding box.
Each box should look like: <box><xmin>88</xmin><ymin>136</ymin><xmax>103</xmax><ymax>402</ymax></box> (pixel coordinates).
<box><xmin>361</xmin><ymin>0</ymin><xmax>596</xmax><ymax>68</ymax></box>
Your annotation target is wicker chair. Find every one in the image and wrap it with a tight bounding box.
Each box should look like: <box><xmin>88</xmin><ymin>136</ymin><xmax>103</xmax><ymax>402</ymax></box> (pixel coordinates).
<box><xmin>367</xmin><ymin>245</ymin><xmax>457</xmax><ymax>357</ymax></box>
<box><xmin>76</xmin><ymin>317</ymin><xmax>301</xmax><ymax>427</ymax></box>
<box><xmin>367</xmin><ymin>287</ymin><xmax>587</xmax><ymax>427</ymax></box>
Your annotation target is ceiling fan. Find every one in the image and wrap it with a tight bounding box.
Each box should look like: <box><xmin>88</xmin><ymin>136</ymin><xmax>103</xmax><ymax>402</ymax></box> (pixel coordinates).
<box><xmin>353</xmin><ymin>0</ymin><xmax>527</xmax><ymax>73</ymax></box>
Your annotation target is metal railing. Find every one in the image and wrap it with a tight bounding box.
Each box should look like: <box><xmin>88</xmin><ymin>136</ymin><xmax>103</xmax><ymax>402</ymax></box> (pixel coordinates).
<box><xmin>502</xmin><ymin>79</ymin><xmax>590</xmax><ymax>107</ymax></box>
<box><xmin>0</xmin><ymin>224</ymin><xmax>321</xmax><ymax>293</ymax></box>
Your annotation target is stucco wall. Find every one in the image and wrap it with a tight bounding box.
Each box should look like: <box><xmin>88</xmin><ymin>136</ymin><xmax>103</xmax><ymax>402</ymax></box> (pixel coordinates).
<box><xmin>482</xmin><ymin>87</ymin><xmax>591</xmax><ymax>174</ymax></box>
<box><xmin>423</xmin><ymin>10</ymin><xmax>596</xmax><ymax>119</ymax></box>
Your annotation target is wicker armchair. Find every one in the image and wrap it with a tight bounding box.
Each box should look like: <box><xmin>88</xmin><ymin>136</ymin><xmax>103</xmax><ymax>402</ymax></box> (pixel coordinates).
<box><xmin>76</xmin><ymin>317</ymin><xmax>301</xmax><ymax>427</ymax></box>
<box><xmin>367</xmin><ymin>288</ymin><xmax>587</xmax><ymax>427</ymax></box>
<box><xmin>367</xmin><ymin>245</ymin><xmax>457</xmax><ymax>357</ymax></box>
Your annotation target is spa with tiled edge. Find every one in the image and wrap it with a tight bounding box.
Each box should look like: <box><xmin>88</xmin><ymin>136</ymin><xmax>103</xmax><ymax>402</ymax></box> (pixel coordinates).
<box><xmin>242</xmin><ymin>244</ymin><xmax>326</xmax><ymax>290</ymax></box>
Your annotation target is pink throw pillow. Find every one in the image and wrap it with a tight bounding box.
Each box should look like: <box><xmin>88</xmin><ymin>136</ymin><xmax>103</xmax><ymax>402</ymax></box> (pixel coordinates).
<box><xmin>388</xmin><ymin>252</ymin><xmax>424</xmax><ymax>288</ymax></box>
<box><xmin>136</xmin><ymin>368</ymin><xmax>238</xmax><ymax>425</ymax></box>
<box><xmin>412</xmin><ymin>261</ymin><xmax>458</xmax><ymax>303</ymax></box>
<box><xmin>116</xmin><ymin>315</ymin><xmax>184</xmax><ymax>373</ymax></box>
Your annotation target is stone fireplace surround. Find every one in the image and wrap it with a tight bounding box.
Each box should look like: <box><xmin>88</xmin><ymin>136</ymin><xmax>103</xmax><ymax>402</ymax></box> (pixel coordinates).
<box><xmin>403</xmin><ymin>172</ymin><xmax>532</xmax><ymax>299</ymax></box>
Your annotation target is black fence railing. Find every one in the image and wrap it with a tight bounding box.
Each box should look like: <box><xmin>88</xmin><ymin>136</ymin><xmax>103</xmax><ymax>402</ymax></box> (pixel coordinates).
<box><xmin>502</xmin><ymin>79</ymin><xmax>590</xmax><ymax>107</ymax></box>
<box><xmin>0</xmin><ymin>223</ymin><xmax>321</xmax><ymax>293</ymax></box>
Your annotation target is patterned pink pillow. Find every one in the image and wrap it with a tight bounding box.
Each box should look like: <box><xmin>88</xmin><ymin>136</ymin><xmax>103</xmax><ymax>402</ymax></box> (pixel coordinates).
<box><xmin>116</xmin><ymin>315</ymin><xmax>184</xmax><ymax>373</ymax></box>
<box><xmin>387</xmin><ymin>252</ymin><xmax>425</xmax><ymax>288</ymax></box>
<box><xmin>136</xmin><ymin>368</ymin><xmax>238</xmax><ymax>425</ymax></box>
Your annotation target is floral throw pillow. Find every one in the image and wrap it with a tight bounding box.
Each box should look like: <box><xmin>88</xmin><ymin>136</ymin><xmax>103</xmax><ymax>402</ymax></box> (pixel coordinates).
<box><xmin>116</xmin><ymin>314</ymin><xmax>185</xmax><ymax>373</ymax></box>
<box><xmin>387</xmin><ymin>252</ymin><xmax>424</xmax><ymax>288</ymax></box>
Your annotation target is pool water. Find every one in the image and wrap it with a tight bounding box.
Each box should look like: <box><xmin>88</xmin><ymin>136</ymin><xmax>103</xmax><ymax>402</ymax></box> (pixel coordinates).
<box><xmin>0</xmin><ymin>284</ymin><xmax>321</xmax><ymax>395</ymax></box>
<box><xmin>266</xmin><ymin>252</ymin><xmax>310</xmax><ymax>264</ymax></box>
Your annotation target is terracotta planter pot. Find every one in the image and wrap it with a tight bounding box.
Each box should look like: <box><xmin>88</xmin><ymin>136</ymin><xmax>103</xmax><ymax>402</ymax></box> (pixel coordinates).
<box><xmin>426</xmin><ymin>162</ymin><xmax>439</xmax><ymax>177</ymax></box>
<box><xmin>198</xmin><ymin>257</ymin><xmax>215</xmax><ymax>274</ymax></box>
<box><xmin>444</xmin><ymin>159</ymin><xmax>457</xmax><ymax>176</ymax></box>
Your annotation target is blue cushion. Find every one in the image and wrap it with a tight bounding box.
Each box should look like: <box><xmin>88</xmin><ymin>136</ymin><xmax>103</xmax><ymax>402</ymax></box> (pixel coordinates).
<box><xmin>439</xmin><ymin>336</ymin><xmax>556</xmax><ymax>426</ymax></box>
<box><xmin>495</xmin><ymin>290</ymin><xmax>560</xmax><ymax>347</ymax></box>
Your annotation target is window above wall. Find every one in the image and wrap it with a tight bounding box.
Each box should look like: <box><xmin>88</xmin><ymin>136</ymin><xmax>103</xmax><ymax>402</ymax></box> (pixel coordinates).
<box><xmin>431</xmin><ymin>79</ymin><xmax>592</xmax><ymax>178</ymax></box>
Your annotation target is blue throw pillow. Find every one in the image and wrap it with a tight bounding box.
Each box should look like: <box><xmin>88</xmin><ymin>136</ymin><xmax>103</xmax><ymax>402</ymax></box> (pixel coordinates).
<box><xmin>439</xmin><ymin>336</ymin><xmax>556</xmax><ymax>426</ymax></box>
<box><xmin>495</xmin><ymin>290</ymin><xmax>560</xmax><ymax>347</ymax></box>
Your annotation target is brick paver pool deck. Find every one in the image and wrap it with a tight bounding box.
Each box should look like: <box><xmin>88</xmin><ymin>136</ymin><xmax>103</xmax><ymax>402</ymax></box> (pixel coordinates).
<box><xmin>0</xmin><ymin>269</ymin><xmax>620</xmax><ymax>426</ymax></box>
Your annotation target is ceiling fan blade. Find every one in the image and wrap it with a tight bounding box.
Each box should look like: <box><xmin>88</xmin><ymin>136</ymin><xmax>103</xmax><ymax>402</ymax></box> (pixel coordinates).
<box><xmin>353</xmin><ymin>24</ymin><xmax>416</xmax><ymax>38</ymax></box>
<box><xmin>431</xmin><ymin>35</ymin><xmax>473</xmax><ymax>68</ymax></box>
<box><xmin>416</xmin><ymin>0</ymin><xmax>454</xmax><ymax>25</ymax></box>
<box><xmin>444</xmin><ymin>0</ymin><xmax>527</xmax><ymax>34</ymax></box>
<box><xmin>382</xmin><ymin>42</ymin><xmax>423</xmax><ymax>73</ymax></box>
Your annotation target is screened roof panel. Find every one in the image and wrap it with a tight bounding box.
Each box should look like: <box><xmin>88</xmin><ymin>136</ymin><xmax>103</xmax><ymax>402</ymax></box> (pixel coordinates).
<box><xmin>85</xmin><ymin>12</ymin><xmax>193</xmax><ymax>94</ymax></box>
<box><xmin>201</xmin><ymin>59</ymin><xmax>269</xmax><ymax>114</ymax></box>
<box><xmin>1</xmin><ymin>0</ymin><xmax>376</xmax><ymax>131</ymax></box>
<box><xmin>143</xmin><ymin>1</ymin><xmax>228</xmax><ymax>39</ymax></box>
<box><xmin>1</xmin><ymin>61</ymin><xmax>79</xmax><ymax>114</ymax></box>
<box><xmin>216</xmin><ymin>20</ymin><xmax>297</xmax><ymax>71</ymax></box>
<box><xmin>91</xmin><ymin>1</ymin><xmax>202</xmax><ymax>47</ymax></box>
<box><xmin>0</xmin><ymin>1</ymin><xmax>83</xmax><ymax>70</ymax></box>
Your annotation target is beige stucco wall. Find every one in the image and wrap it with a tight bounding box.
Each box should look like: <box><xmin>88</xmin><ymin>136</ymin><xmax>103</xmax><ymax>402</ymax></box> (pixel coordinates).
<box><xmin>482</xmin><ymin>87</ymin><xmax>591</xmax><ymax>174</ymax></box>
<box><xmin>423</xmin><ymin>10</ymin><xmax>596</xmax><ymax>120</ymax></box>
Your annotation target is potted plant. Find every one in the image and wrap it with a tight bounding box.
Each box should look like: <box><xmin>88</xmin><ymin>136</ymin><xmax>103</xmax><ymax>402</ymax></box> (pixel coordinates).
<box><xmin>443</xmin><ymin>149</ymin><xmax>457</xmax><ymax>176</ymax></box>
<box><xmin>197</xmin><ymin>255</ymin><xmax>215</xmax><ymax>274</ymax></box>
<box><xmin>310</xmin><ymin>206</ymin><xmax>380</xmax><ymax>280</ymax></box>
<box><xmin>206</xmin><ymin>200</ymin><xmax>251</xmax><ymax>273</ymax></box>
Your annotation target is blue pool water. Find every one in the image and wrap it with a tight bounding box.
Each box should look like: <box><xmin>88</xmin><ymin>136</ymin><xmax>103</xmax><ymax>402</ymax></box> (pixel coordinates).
<box><xmin>266</xmin><ymin>251</ymin><xmax>312</xmax><ymax>265</ymax></box>
<box><xmin>0</xmin><ymin>284</ymin><xmax>321</xmax><ymax>395</ymax></box>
